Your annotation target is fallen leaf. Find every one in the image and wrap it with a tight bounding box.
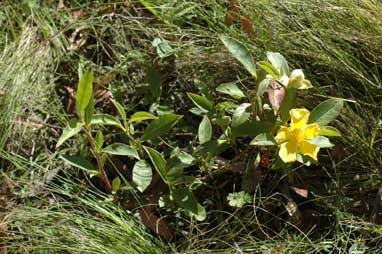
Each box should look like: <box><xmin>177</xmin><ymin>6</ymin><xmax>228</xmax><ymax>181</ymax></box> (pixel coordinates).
<box><xmin>96</xmin><ymin>71</ymin><xmax>115</xmax><ymax>88</ymax></box>
<box><xmin>72</xmin><ymin>9</ymin><xmax>86</xmax><ymax>20</ymax></box>
<box><xmin>290</xmin><ymin>186</ymin><xmax>309</xmax><ymax>198</ymax></box>
<box><xmin>139</xmin><ymin>209</ymin><xmax>173</xmax><ymax>241</ymax></box>
<box><xmin>94</xmin><ymin>89</ymin><xmax>112</xmax><ymax>103</ymax></box>
<box><xmin>330</xmin><ymin>143</ymin><xmax>345</xmax><ymax>160</ymax></box>
<box><xmin>67</xmin><ymin>27</ymin><xmax>88</xmax><ymax>52</ymax></box>
<box><xmin>64</xmin><ymin>85</ymin><xmax>76</xmax><ymax>114</ymax></box>
<box><xmin>0</xmin><ymin>245</ymin><xmax>6</xmax><ymax>254</ymax></box>
<box><xmin>1</xmin><ymin>175</ymin><xmax>15</xmax><ymax>194</ymax></box>
<box><xmin>225</xmin><ymin>0</ymin><xmax>240</xmax><ymax>26</ymax></box>
<box><xmin>286</xmin><ymin>199</ymin><xmax>302</xmax><ymax>226</ymax></box>
<box><xmin>242</xmin><ymin>15</ymin><xmax>254</xmax><ymax>37</ymax></box>
<box><xmin>57</xmin><ymin>0</ymin><xmax>65</xmax><ymax>10</ymax></box>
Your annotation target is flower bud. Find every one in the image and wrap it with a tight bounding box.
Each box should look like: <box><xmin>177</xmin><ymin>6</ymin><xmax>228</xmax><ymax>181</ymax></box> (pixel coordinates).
<box><xmin>288</xmin><ymin>69</ymin><xmax>313</xmax><ymax>89</ymax></box>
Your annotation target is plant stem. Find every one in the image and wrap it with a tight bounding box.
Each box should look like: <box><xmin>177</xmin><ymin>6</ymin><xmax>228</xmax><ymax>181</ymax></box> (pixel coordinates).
<box><xmin>125</xmin><ymin>128</ymin><xmax>145</xmax><ymax>158</ymax></box>
<box><xmin>85</xmin><ymin>126</ymin><xmax>112</xmax><ymax>194</ymax></box>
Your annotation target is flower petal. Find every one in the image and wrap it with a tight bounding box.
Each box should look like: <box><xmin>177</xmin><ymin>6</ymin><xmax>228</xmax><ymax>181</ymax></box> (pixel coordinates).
<box><xmin>275</xmin><ymin>126</ymin><xmax>291</xmax><ymax>143</ymax></box>
<box><xmin>290</xmin><ymin>108</ymin><xmax>310</xmax><ymax>129</ymax></box>
<box><xmin>279</xmin><ymin>75</ymin><xmax>289</xmax><ymax>87</ymax></box>
<box><xmin>288</xmin><ymin>69</ymin><xmax>313</xmax><ymax>89</ymax></box>
<box><xmin>302</xmin><ymin>123</ymin><xmax>320</xmax><ymax>139</ymax></box>
<box><xmin>288</xmin><ymin>69</ymin><xmax>304</xmax><ymax>87</ymax></box>
<box><xmin>290</xmin><ymin>69</ymin><xmax>305</xmax><ymax>79</ymax></box>
<box><xmin>299</xmin><ymin>79</ymin><xmax>313</xmax><ymax>89</ymax></box>
<box><xmin>279</xmin><ymin>140</ymin><xmax>298</xmax><ymax>163</ymax></box>
<box><xmin>299</xmin><ymin>140</ymin><xmax>320</xmax><ymax>161</ymax></box>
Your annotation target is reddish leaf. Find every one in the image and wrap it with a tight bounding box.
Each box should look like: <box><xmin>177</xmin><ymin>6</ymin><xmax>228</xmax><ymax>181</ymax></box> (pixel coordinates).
<box><xmin>268</xmin><ymin>79</ymin><xmax>285</xmax><ymax>110</ymax></box>
<box><xmin>242</xmin><ymin>15</ymin><xmax>254</xmax><ymax>37</ymax></box>
<box><xmin>330</xmin><ymin>143</ymin><xmax>345</xmax><ymax>160</ymax></box>
<box><xmin>261</xmin><ymin>154</ymin><xmax>270</xmax><ymax>168</ymax></box>
<box><xmin>225</xmin><ymin>0</ymin><xmax>240</xmax><ymax>26</ymax></box>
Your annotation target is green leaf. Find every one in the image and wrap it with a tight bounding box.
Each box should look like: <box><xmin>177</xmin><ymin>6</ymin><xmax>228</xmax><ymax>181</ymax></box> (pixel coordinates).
<box><xmin>111</xmin><ymin>99</ymin><xmax>126</xmax><ymax>123</ymax></box>
<box><xmin>220</xmin><ymin>36</ymin><xmax>257</xmax><ymax>78</ymax></box>
<box><xmin>213</xmin><ymin>115</ymin><xmax>231</xmax><ymax>130</ymax></box>
<box><xmin>319</xmin><ymin>126</ymin><xmax>341</xmax><ymax>137</ymax></box>
<box><xmin>172</xmin><ymin>189</ymin><xmax>206</xmax><ymax>221</ymax></box>
<box><xmin>216</xmin><ymin>82</ymin><xmax>246</xmax><ymax>99</ymax></box>
<box><xmin>128</xmin><ymin>111</ymin><xmax>158</xmax><ymax>123</ymax></box>
<box><xmin>309</xmin><ymin>98</ymin><xmax>344</xmax><ymax>126</ymax></box>
<box><xmin>227</xmin><ymin>191</ymin><xmax>252</xmax><ymax>208</ymax></box>
<box><xmin>76</xmin><ymin>70</ymin><xmax>93</xmax><ymax>116</ymax></box>
<box><xmin>100</xmin><ymin>153</ymin><xmax>107</xmax><ymax>168</ymax></box>
<box><xmin>266</xmin><ymin>52</ymin><xmax>289</xmax><ymax>76</ymax></box>
<box><xmin>112</xmin><ymin>177</ymin><xmax>121</xmax><ymax>193</ymax></box>
<box><xmin>167</xmin><ymin>152</ymin><xmax>195</xmax><ymax>170</ymax></box>
<box><xmin>152</xmin><ymin>38</ymin><xmax>176</xmax><ymax>58</ymax></box>
<box><xmin>59</xmin><ymin>155</ymin><xmax>96</xmax><ymax>174</ymax></box>
<box><xmin>195</xmin><ymin>82</ymin><xmax>213</xmax><ymax>100</ymax></box>
<box><xmin>172</xmin><ymin>188</ymin><xmax>198</xmax><ymax>214</ymax></box>
<box><xmin>250</xmin><ymin>133</ymin><xmax>277</xmax><ymax>146</ymax></box>
<box><xmin>95</xmin><ymin>130</ymin><xmax>104</xmax><ymax>151</ymax></box>
<box><xmin>56</xmin><ymin>119</ymin><xmax>84</xmax><ymax>148</ymax></box>
<box><xmin>194</xmin><ymin>140</ymin><xmax>230</xmax><ymax>157</ymax></box>
<box><xmin>90</xmin><ymin>114</ymin><xmax>124</xmax><ymax>130</ymax></box>
<box><xmin>187</xmin><ymin>93</ymin><xmax>214</xmax><ymax>113</ymax></box>
<box><xmin>258</xmin><ymin>61</ymin><xmax>280</xmax><ymax>79</ymax></box>
<box><xmin>198</xmin><ymin>115</ymin><xmax>212</xmax><ymax>144</ymax></box>
<box><xmin>216</xmin><ymin>101</ymin><xmax>237</xmax><ymax>111</ymax></box>
<box><xmin>232</xmin><ymin>103</ymin><xmax>251</xmax><ymax>128</ymax></box>
<box><xmin>189</xmin><ymin>107</ymin><xmax>205</xmax><ymax>116</ymax></box>
<box><xmin>132</xmin><ymin>160</ymin><xmax>153</xmax><ymax>192</ymax></box>
<box><xmin>189</xmin><ymin>203</ymin><xmax>206</xmax><ymax>221</ymax></box>
<box><xmin>154</xmin><ymin>104</ymin><xmax>175</xmax><ymax>115</ymax></box>
<box><xmin>84</xmin><ymin>95</ymin><xmax>94</xmax><ymax>125</ymax></box>
<box><xmin>167</xmin><ymin>167</ymin><xmax>184</xmax><ymax>181</ymax></box>
<box><xmin>144</xmin><ymin>147</ymin><xmax>167</xmax><ymax>183</ymax></box>
<box><xmin>141</xmin><ymin>114</ymin><xmax>182</xmax><ymax>141</ymax></box>
<box><xmin>102</xmin><ymin>143</ymin><xmax>140</xmax><ymax>159</ymax></box>
<box><xmin>279</xmin><ymin>88</ymin><xmax>296</xmax><ymax>122</ymax></box>
<box><xmin>296</xmin><ymin>154</ymin><xmax>313</xmax><ymax>166</ymax></box>
<box><xmin>308</xmin><ymin>136</ymin><xmax>334</xmax><ymax>148</ymax></box>
<box><xmin>257</xmin><ymin>78</ymin><xmax>271</xmax><ymax>96</ymax></box>
<box><xmin>232</xmin><ymin>121</ymin><xmax>274</xmax><ymax>138</ymax></box>
<box><xmin>138</xmin><ymin>0</ymin><xmax>162</xmax><ymax>22</ymax></box>
<box><xmin>146</xmin><ymin>66</ymin><xmax>161</xmax><ymax>102</ymax></box>
<box><xmin>171</xmin><ymin>176</ymin><xmax>201</xmax><ymax>186</ymax></box>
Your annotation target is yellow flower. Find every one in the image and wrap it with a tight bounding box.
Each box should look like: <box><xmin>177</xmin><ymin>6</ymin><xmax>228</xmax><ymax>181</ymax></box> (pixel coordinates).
<box><xmin>275</xmin><ymin>108</ymin><xmax>320</xmax><ymax>163</ymax></box>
